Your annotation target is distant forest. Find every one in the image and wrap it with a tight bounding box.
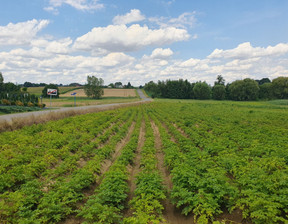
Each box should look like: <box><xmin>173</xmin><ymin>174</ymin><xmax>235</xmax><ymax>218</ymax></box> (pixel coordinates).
<box><xmin>144</xmin><ymin>76</ymin><xmax>288</xmax><ymax>101</ymax></box>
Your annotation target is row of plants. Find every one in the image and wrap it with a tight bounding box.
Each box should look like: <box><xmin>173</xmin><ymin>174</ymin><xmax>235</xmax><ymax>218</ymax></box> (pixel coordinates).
<box><xmin>0</xmin><ymin>108</ymin><xmax>129</xmax><ymax>193</ymax></box>
<box><xmin>78</xmin><ymin>108</ymin><xmax>142</xmax><ymax>223</ymax></box>
<box><xmin>148</xmin><ymin>101</ymin><xmax>288</xmax><ymax>223</ymax></box>
<box><xmin>0</xmin><ymin>107</ymin><xmax>137</xmax><ymax>223</ymax></box>
<box><xmin>124</xmin><ymin>110</ymin><xmax>166</xmax><ymax>223</ymax></box>
<box><xmin>149</xmin><ymin>108</ymin><xmax>237</xmax><ymax>224</ymax></box>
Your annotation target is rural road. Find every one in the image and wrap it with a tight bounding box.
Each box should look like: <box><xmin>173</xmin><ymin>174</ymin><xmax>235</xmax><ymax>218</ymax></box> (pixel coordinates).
<box><xmin>0</xmin><ymin>89</ymin><xmax>151</xmax><ymax>127</ymax></box>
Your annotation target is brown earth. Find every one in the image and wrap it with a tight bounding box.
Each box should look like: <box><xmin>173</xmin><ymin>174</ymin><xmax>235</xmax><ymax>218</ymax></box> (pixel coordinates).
<box><xmin>61</xmin><ymin>88</ymin><xmax>137</xmax><ymax>97</ymax></box>
<box><xmin>124</xmin><ymin>120</ymin><xmax>145</xmax><ymax>217</ymax></box>
<box><xmin>151</xmin><ymin>121</ymin><xmax>196</xmax><ymax>224</ymax></box>
<box><xmin>100</xmin><ymin>122</ymin><xmax>136</xmax><ymax>175</ymax></box>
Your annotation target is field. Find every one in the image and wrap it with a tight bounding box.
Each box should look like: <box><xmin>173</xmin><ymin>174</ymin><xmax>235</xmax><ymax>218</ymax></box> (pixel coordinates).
<box><xmin>0</xmin><ymin>100</ymin><xmax>288</xmax><ymax>223</ymax></box>
<box><xmin>27</xmin><ymin>87</ymin><xmax>139</xmax><ymax>107</ymax></box>
<box><xmin>27</xmin><ymin>87</ymin><xmax>82</xmax><ymax>96</ymax></box>
<box><xmin>61</xmin><ymin>89</ymin><xmax>137</xmax><ymax>97</ymax></box>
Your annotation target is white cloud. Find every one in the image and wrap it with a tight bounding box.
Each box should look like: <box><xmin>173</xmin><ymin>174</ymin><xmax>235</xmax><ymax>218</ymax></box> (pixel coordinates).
<box><xmin>73</xmin><ymin>24</ymin><xmax>190</xmax><ymax>52</ymax></box>
<box><xmin>180</xmin><ymin>58</ymin><xmax>200</xmax><ymax>67</ymax></box>
<box><xmin>0</xmin><ymin>19</ymin><xmax>49</xmax><ymax>46</ymax></box>
<box><xmin>208</xmin><ymin>42</ymin><xmax>288</xmax><ymax>59</ymax></box>
<box><xmin>45</xmin><ymin>0</ymin><xmax>104</xmax><ymax>13</ymax></box>
<box><xmin>149</xmin><ymin>12</ymin><xmax>197</xmax><ymax>29</ymax></box>
<box><xmin>150</xmin><ymin>48</ymin><xmax>173</xmax><ymax>59</ymax></box>
<box><xmin>113</xmin><ymin>9</ymin><xmax>145</xmax><ymax>25</ymax></box>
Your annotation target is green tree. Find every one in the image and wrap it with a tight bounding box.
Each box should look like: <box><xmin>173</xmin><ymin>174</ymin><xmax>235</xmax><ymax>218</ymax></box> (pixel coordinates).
<box><xmin>212</xmin><ymin>85</ymin><xmax>226</xmax><ymax>100</ymax></box>
<box><xmin>256</xmin><ymin>78</ymin><xmax>271</xmax><ymax>85</ymax></box>
<box><xmin>228</xmin><ymin>78</ymin><xmax>259</xmax><ymax>101</ymax></box>
<box><xmin>271</xmin><ymin>77</ymin><xmax>288</xmax><ymax>99</ymax></box>
<box><xmin>193</xmin><ymin>81</ymin><xmax>212</xmax><ymax>100</ymax></box>
<box><xmin>214</xmin><ymin>75</ymin><xmax>225</xmax><ymax>86</ymax></box>
<box><xmin>259</xmin><ymin>83</ymin><xmax>273</xmax><ymax>100</ymax></box>
<box><xmin>42</xmin><ymin>84</ymin><xmax>59</xmax><ymax>98</ymax></box>
<box><xmin>0</xmin><ymin>72</ymin><xmax>3</xmax><ymax>84</ymax></box>
<box><xmin>126</xmin><ymin>82</ymin><xmax>132</xmax><ymax>89</ymax></box>
<box><xmin>84</xmin><ymin>76</ymin><xmax>104</xmax><ymax>99</ymax></box>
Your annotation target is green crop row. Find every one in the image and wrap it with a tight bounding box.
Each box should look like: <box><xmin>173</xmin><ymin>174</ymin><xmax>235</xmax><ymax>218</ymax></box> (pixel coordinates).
<box><xmin>0</xmin><ymin>107</ymin><xmax>138</xmax><ymax>223</ymax></box>
<box><xmin>124</xmin><ymin>109</ymin><xmax>166</xmax><ymax>224</ymax></box>
<box><xmin>147</xmin><ymin>101</ymin><xmax>288</xmax><ymax>223</ymax></box>
<box><xmin>78</xmin><ymin>108</ymin><xmax>142</xmax><ymax>223</ymax></box>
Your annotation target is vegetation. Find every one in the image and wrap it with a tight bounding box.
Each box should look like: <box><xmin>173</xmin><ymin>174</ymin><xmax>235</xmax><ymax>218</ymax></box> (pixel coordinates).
<box><xmin>84</xmin><ymin>76</ymin><xmax>104</xmax><ymax>99</ymax></box>
<box><xmin>144</xmin><ymin>76</ymin><xmax>288</xmax><ymax>101</ymax></box>
<box><xmin>0</xmin><ymin>100</ymin><xmax>288</xmax><ymax>223</ymax></box>
<box><xmin>0</xmin><ymin>106</ymin><xmax>42</xmax><ymax>114</ymax></box>
<box><xmin>0</xmin><ymin>73</ymin><xmax>41</xmax><ymax>107</ymax></box>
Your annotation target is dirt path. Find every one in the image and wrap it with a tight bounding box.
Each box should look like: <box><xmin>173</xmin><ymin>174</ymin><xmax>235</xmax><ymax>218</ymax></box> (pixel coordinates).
<box><xmin>151</xmin><ymin>120</ymin><xmax>195</xmax><ymax>224</ymax></box>
<box><xmin>124</xmin><ymin>120</ymin><xmax>145</xmax><ymax>217</ymax></box>
<box><xmin>100</xmin><ymin>122</ymin><xmax>136</xmax><ymax>174</ymax></box>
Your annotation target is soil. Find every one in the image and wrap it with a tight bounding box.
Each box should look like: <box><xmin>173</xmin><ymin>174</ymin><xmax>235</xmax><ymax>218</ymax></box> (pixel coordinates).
<box><xmin>173</xmin><ymin>123</ymin><xmax>189</xmax><ymax>138</ymax></box>
<box><xmin>151</xmin><ymin>120</ymin><xmax>196</xmax><ymax>224</ymax></box>
<box><xmin>100</xmin><ymin>122</ymin><xmax>136</xmax><ymax>174</ymax></box>
<box><xmin>124</xmin><ymin>120</ymin><xmax>145</xmax><ymax>217</ymax></box>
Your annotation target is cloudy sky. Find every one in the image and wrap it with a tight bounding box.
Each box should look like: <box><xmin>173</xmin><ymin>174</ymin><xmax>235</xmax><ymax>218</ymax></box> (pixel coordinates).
<box><xmin>1</xmin><ymin>0</ymin><xmax>288</xmax><ymax>86</ymax></box>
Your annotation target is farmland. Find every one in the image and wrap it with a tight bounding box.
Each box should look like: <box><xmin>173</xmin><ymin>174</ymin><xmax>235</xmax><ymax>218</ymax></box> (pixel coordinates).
<box><xmin>26</xmin><ymin>87</ymin><xmax>139</xmax><ymax>107</ymax></box>
<box><xmin>0</xmin><ymin>100</ymin><xmax>288</xmax><ymax>223</ymax></box>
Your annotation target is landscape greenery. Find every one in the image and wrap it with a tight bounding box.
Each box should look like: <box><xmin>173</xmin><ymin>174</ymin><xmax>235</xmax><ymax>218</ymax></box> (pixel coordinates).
<box><xmin>0</xmin><ymin>99</ymin><xmax>288</xmax><ymax>223</ymax></box>
<box><xmin>144</xmin><ymin>75</ymin><xmax>288</xmax><ymax>101</ymax></box>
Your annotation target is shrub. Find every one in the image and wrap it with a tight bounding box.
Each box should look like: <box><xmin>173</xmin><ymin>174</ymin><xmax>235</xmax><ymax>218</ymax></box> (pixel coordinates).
<box><xmin>15</xmin><ymin>101</ymin><xmax>24</xmax><ymax>106</ymax></box>
<box><xmin>27</xmin><ymin>102</ymin><xmax>34</xmax><ymax>107</ymax></box>
<box><xmin>2</xmin><ymin>99</ymin><xmax>11</xmax><ymax>105</ymax></box>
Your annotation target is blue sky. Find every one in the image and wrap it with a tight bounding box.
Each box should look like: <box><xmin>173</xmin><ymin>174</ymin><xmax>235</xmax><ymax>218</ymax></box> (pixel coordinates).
<box><xmin>1</xmin><ymin>0</ymin><xmax>288</xmax><ymax>86</ymax></box>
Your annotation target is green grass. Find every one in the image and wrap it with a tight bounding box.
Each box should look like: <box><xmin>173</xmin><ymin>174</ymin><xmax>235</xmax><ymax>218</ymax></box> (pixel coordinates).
<box><xmin>268</xmin><ymin>99</ymin><xmax>288</xmax><ymax>105</ymax></box>
<box><xmin>27</xmin><ymin>87</ymin><xmax>83</xmax><ymax>96</ymax></box>
<box><xmin>0</xmin><ymin>106</ymin><xmax>42</xmax><ymax>114</ymax></box>
<box><xmin>42</xmin><ymin>96</ymin><xmax>140</xmax><ymax>107</ymax></box>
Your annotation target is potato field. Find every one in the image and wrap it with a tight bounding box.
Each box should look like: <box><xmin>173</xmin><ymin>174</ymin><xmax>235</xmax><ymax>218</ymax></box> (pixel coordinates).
<box><xmin>0</xmin><ymin>100</ymin><xmax>288</xmax><ymax>224</ymax></box>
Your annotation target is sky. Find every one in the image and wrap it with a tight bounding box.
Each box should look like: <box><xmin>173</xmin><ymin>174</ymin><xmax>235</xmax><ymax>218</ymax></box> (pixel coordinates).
<box><xmin>0</xmin><ymin>0</ymin><xmax>288</xmax><ymax>86</ymax></box>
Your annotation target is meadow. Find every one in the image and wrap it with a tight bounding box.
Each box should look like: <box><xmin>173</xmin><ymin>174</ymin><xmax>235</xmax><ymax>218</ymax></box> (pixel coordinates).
<box><xmin>0</xmin><ymin>99</ymin><xmax>287</xmax><ymax>224</ymax></box>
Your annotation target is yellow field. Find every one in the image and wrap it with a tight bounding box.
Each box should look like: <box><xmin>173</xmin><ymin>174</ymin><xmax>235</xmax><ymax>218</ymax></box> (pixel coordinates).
<box><xmin>61</xmin><ymin>88</ymin><xmax>137</xmax><ymax>97</ymax></box>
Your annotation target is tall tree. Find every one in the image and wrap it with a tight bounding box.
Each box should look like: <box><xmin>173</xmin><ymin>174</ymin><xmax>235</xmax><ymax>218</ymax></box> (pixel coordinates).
<box><xmin>0</xmin><ymin>72</ymin><xmax>3</xmax><ymax>84</ymax></box>
<box><xmin>214</xmin><ymin>75</ymin><xmax>225</xmax><ymax>86</ymax></box>
<box><xmin>84</xmin><ymin>76</ymin><xmax>104</xmax><ymax>99</ymax></box>
<box><xmin>193</xmin><ymin>81</ymin><xmax>212</xmax><ymax>100</ymax></box>
<box><xmin>259</xmin><ymin>83</ymin><xmax>273</xmax><ymax>100</ymax></box>
<box><xmin>212</xmin><ymin>85</ymin><xmax>226</xmax><ymax>100</ymax></box>
<box><xmin>228</xmin><ymin>78</ymin><xmax>259</xmax><ymax>101</ymax></box>
<box><xmin>271</xmin><ymin>77</ymin><xmax>288</xmax><ymax>99</ymax></box>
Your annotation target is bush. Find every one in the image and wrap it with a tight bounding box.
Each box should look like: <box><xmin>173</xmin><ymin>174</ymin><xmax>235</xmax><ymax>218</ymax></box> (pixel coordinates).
<box><xmin>15</xmin><ymin>101</ymin><xmax>24</xmax><ymax>106</ymax></box>
<box><xmin>27</xmin><ymin>102</ymin><xmax>34</xmax><ymax>107</ymax></box>
<box><xmin>2</xmin><ymin>99</ymin><xmax>11</xmax><ymax>105</ymax></box>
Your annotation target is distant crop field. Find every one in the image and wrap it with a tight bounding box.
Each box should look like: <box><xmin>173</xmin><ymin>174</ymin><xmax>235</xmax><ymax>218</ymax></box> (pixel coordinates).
<box><xmin>1</xmin><ymin>100</ymin><xmax>288</xmax><ymax>223</ymax></box>
<box><xmin>61</xmin><ymin>88</ymin><xmax>137</xmax><ymax>97</ymax></box>
<box><xmin>27</xmin><ymin>86</ymin><xmax>82</xmax><ymax>96</ymax></box>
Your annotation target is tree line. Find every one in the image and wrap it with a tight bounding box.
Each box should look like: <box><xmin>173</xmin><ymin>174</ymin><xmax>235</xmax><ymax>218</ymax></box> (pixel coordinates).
<box><xmin>144</xmin><ymin>76</ymin><xmax>288</xmax><ymax>101</ymax></box>
<box><xmin>0</xmin><ymin>72</ymin><xmax>41</xmax><ymax>107</ymax></box>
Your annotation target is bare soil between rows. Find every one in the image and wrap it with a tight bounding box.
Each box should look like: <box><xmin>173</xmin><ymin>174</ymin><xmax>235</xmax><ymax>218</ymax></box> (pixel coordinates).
<box><xmin>151</xmin><ymin>120</ymin><xmax>196</xmax><ymax>224</ymax></box>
